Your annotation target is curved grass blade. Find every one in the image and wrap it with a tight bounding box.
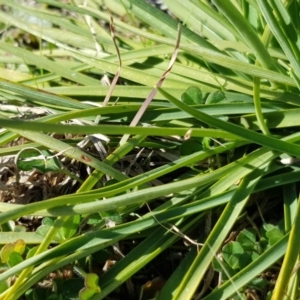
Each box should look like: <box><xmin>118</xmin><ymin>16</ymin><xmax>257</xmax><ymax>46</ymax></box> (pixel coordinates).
<box><xmin>212</xmin><ymin>0</ymin><xmax>279</xmax><ymax>73</ymax></box>
<box><xmin>173</xmin><ymin>163</ymin><xmax>269</xmax><ymax>299</ymax></box>
<box><xmin>158</xmin><ymin>88</ymin><xmax>300</xmax><ymax>158</ymax></box>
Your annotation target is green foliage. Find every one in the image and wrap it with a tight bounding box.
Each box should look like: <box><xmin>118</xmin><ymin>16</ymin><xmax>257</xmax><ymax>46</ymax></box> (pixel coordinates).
<box><xmin>25</xmin><ymin>277</ymin><xmax>85</xmax><ymax>300</ymax></box>
<box><xmin>181</xmin><ymin>86</ymin><xmax>203</xmax><ymax>105</ymax></box>
<box><xmin>79</xmin><ymin>273</ymin><xmax>101</xmax><ymax>300</ymax></box>
<box><xmin>0</xmin><ymin>0</ymin><xmax>300</xmax><ymax>299</ymax></box>
<box><xmin>36</xmin><ymin>216</ymin><xmax>80</xmax><ymax>242</ymax></box>
<box><xmin>263</xmin><ymin>223</ymin><xmax>285</xmax><ymax>246</ymax></box>
<box><xmin>0</xmin><ymin>239</ymin><xmax>25</xmax><ymax>264</ymax></box>
<box><xmin>180</xmin><ymin>139</ymin><xmax>203</xmax><ymax>156</ymax></box>
<box><xmin>206</xmin><ymin>91</ymin><xmax>226</xmax><ymax>104</ymax></box>
<box><xmin>213</xmin><ymin>225</ymin><xmax>284</xmax><ymax>294</ymax></box>
<box><xmin>17</xmin><ymin>149</ymin><xmax>61</xmax><ymax>173</ymax></box>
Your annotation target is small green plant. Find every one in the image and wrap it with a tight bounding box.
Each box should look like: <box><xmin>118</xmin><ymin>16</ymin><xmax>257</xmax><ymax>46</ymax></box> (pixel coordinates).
<box><xmin>16</xmin><ymin>149</ymin><xmax>61</xmax><ymax>173</ymax></box>
<box><xmin>213</xmin><ymin>224</ymin><xmax>285</xmax><ymax>298</ymax></box>
<box><xmin>0</xmin><ymin>239</ymin><xmax>26</xmax><ymax>272</ymax></box>
<box><xmin>79</xmin><ymin>273</ymin><xmax>101</xmax><ymax>300</ymax></box>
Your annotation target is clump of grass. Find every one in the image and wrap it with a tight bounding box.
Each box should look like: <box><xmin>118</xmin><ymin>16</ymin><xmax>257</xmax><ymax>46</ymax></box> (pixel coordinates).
<box><xmin>0</xmin><ymin>1</ymin><xmax>300</xmax><ymax>299</ymax></box>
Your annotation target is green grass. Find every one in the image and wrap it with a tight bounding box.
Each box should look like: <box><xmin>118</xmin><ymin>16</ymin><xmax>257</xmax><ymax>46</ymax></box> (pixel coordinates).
<box><xmin>0</xmin><ymin>0</ymin><xmax>300</xmax><ymax>299</ymax></box>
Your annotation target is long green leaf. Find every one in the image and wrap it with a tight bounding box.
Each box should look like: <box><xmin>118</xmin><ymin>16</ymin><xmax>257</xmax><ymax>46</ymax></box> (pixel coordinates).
<box><xmin>158</xmin><ymin>88</ymin><xmax>300</xmax><ymax>158</ymax></box>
